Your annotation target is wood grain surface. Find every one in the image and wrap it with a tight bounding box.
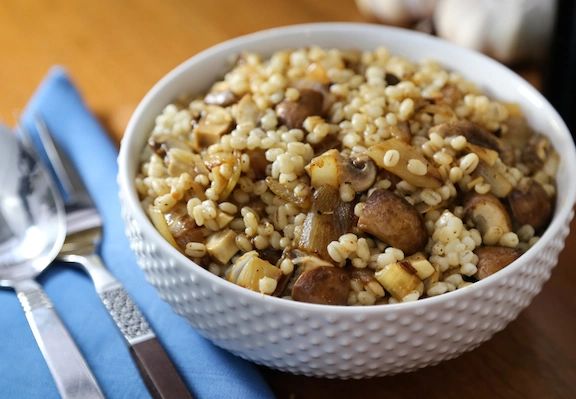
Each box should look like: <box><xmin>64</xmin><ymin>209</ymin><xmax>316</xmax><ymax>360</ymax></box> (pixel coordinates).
<box><xmin>1</xmin><ymin>1</ymin><xmax>574</xmax><ymax>398</ymax></box>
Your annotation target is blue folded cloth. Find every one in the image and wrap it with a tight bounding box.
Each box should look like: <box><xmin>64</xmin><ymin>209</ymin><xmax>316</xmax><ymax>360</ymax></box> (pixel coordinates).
<box><xmin>0</xmin><ymin>67</ymin><xmax>275</xmax><ymax>399</ymax></box>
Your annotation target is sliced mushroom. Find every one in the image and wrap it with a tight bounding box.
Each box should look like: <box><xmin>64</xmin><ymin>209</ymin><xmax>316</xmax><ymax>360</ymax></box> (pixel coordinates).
<box><xmin>292</xmin><ymin>266</ymin><xmax>350</xmax><ymax>305</ymax></box>
<box><xmin>293</xmin><ymin>80</ymin><xmax>333</xmax><ymax>114</ymax></box>
<box><xmin>464</xmin><ymin>193</ymin><xmax>511</xmax><ymax>245</ymax></box>
<box><xmin>432</xmin><ymin>120</ymin><xmax>514</xmax><ymax>165</ymax></box>
<box><xmin>148</xmin><ymin>136</ymin><xmax>190</xmax><ymax>159</ymax></box>
<box><xmin>204</xmin><ymin>90</ymin><xmax>239</xmax><ymax>107</ymax></box>
<box><xmin>500</xmin><ymin>111</ymin><xmax>533</xmax><ymax>149</ymax></box>
<box><xmin>276</xmin><ymin>88</ymin><xmax>324</xmax><ymax>129</ymax></box>
<box><xmin>193</xmin><ymin>114</ymin><xmax>233</xmax><ymax>149</ymax></box>
<box><xmin>466</xmin><ymin>143</ymin><xmax>499</xmax><ymax>166</ymax></box>
<box><xmin>305</xmin><ymin>150</ymin><xmax>377</xmax><ymax>192</ymax></box>
<box><xmin>508</xmin><ymin>179</ymin><xmax>553</xmax><ymax>232</ymax></box>
<box><xmin>343</xmin><ymin>155</ymin><xmax>377</xmax><ymax>192</ymax></box>
<box><xmin>367</xmin><ymin>139</ymin><xmax>442</xmax><ymax>189</ymax></box>
<box><xmin>358</xmin><ymin>189</ymin><xmax>428</xmax><ymax>255</ymax></box>
<box><xmin>473</xmin><ymin>160</ymin><xmax>513</xmax><ymax>197</ymax></box>
<box><xmin>297</xmin><ymin>185</ymin><xmax>355</xmax><ymax>260</ymax></box>
<box><xmin>164</xmin><ymin>204</ymin><xmax>206</xmax><ymax>249</ymax></box>
<box><xmin>522</xmin><ymin>134</ymin><xmax>551</xmax><ymax>173</ymax></box>
<box><xmin>474</xmin><ymin>246</ymin><xmax>523</xmax><ymax>280</ymax></box>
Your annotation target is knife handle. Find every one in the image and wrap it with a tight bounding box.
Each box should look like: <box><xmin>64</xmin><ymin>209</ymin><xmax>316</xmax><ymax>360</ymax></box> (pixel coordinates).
<box><xmin>67</xmin><ymin>253</ymin><xmax>194</xmax><ymax>399</ymax></box>
<box><xmin>14</xmin><ymin>279</ymin><xmax>104</xmax><ymax>399</ymax></box>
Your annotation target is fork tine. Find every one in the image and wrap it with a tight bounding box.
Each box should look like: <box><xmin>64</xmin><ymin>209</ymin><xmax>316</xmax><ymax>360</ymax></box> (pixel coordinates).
<box><xmin>34</xmin><ymin>115</ymin><xmax>93</xmax><ymax>207</ymax></box>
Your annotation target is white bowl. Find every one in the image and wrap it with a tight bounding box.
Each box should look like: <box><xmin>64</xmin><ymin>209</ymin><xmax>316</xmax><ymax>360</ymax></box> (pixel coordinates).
<box><xmin>118</xmin><ymin>23</ymin><xmax>576</xmax><ymax>378</ymax></box>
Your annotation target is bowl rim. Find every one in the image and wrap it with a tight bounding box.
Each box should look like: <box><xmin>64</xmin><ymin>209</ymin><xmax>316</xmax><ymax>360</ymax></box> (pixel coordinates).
<box><xmin>119</xmin><ymin>22</ymin><xmax>576</xmax><ymax>314</ymax></box>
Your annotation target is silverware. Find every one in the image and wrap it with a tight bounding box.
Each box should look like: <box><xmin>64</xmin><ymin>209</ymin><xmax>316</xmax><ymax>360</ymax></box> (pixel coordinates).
<box><xmin>0</xmin><ymin>124</ymin><xmax>104</xmax><ymax>399</ymax></box>
<box><xmin>31</xmin><ymin>117</ymin><xmax>194</xmax><ymax>399</ymax></box>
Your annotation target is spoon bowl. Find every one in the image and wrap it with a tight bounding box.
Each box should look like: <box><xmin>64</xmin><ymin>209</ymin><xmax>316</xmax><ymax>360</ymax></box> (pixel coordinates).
<box><xmin>0</xmin><ymin>124</ymin><xmax>103</xmax><ymax>399</ymax></box>
<box><xmin>0</xmin><ymin>124</ymin><xmax>65</xmax><ymax>284</ymax></box>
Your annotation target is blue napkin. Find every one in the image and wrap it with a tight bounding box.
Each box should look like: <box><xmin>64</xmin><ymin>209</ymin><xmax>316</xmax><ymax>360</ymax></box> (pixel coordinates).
<box><xmin>0</xmin><ymin>67</ymin><xmax>275</xmax><ymax>399</ymax></box>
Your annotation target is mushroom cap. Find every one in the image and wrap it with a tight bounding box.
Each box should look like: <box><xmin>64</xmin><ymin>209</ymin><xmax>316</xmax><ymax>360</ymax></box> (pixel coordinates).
<box><xmin>344</xmin><ymin>154</ymin><xmax>377</xmax><ymax>192</ymax></box>
<box><xmin>464</xmin><ymin>193</ymin><xmax>512</xmax><ymax>245</ymax></box>
<box><xmin>474</xmin><ymin>246</ymin><xmax>523</xmax><ymax>279</ymax></box>
<box><xmin>292</xmin><ymin>266</ymin><xmax>350</xmax><ymax>305</ymax></box>
<box><xmin>508</xmin><ymin>179</ymin><xmax>553</xmax><ymax>232</ymax></box>
<box><xmin>358</xmin><ymin>189</ymin><xmax>428</xmax><ymax>255</ymax></box>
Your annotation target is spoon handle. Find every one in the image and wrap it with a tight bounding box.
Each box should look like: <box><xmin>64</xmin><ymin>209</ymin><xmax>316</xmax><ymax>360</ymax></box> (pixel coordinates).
<box><xmin>14</xmin><ymin>279</ymin><xmax>104</xmax><ymax>399</ymax></box>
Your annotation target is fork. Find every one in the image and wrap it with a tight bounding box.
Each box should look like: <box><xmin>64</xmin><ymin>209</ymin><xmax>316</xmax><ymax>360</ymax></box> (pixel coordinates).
<box><xmin>30</xmin><ymin>116</ymin><xmax>194</xmax><ymax>399</ymax></box>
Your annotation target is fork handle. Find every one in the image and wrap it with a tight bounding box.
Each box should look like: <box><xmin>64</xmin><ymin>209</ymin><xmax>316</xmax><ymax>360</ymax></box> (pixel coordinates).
<box><xmin>67</xmin><ymin>254</ymin><xmax>194</xmax><ymax>399</ymax></box>
<box><xmin>14</xmin><ymin>279</ymin><xmax>104</xmax><ymax>399</ymax></box>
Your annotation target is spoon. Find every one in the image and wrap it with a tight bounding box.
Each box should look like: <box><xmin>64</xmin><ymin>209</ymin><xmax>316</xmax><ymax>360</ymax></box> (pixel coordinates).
<box><xmin>0</xmin><ymin>125</ymin><xmax>104</xmax><ymax>399</ymax></box>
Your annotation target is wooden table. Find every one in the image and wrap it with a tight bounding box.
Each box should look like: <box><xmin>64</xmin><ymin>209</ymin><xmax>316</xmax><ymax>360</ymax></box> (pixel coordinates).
<box><xmin>1</xmin><ymin>1</ymin><xmax>574</xmax><ymax>398</ymax></box>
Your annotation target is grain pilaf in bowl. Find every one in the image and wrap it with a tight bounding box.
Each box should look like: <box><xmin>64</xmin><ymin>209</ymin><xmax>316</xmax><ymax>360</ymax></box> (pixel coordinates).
<box><xmin>136</xmin><ymin>46</ymin><xmax>557</xmax><ymax>306</ymax></box>
<box><xmin>119</xmin><ymin>23</ymin><xmax>576</xmax><ymax>377</ymax></box>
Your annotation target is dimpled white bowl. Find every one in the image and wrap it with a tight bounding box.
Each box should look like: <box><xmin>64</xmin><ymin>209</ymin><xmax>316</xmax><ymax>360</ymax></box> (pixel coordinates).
<box><xmin>118</xmin><ymin>23</ymin><xmax>576</xmax><ymax>378</ymax></box>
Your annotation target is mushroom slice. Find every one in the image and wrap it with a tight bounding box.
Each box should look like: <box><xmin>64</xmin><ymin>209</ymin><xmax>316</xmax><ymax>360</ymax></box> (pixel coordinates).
<box><xmin>292</xmin><ymin>266</ymin><xmax>350</xmax><ymax>305</ymax></box>
<box><xmin>344</xmin><ymin>154</ymin><xmax>377</xmax><ymax>192</ymax></box>
<box><xmin>474</xmin><ymin>246</ymin><xmax>523</xmax><ymax>280</ymax></box>
<box><xmin>432</xmin><ymin>120</ymin><xmax>514</xmax><ymax>164</ymax></box>
<box><xmin>358</xmin><ymin>189</ymin><xmax>428</xmax><ymax>255</ymax></box>
<box><xmin>472</xmin><ymin>161</ymin><xmax>513</xmax><ymax>198</ymax></box>
<box><xmin>466</xmin><ymin>143</ymin><xmax>499</xmax><ymax>166</ymax></box>
<box><xmin>464</xmin><ymin>193</ymin><xmax>511</xmax><ymax>245</ymax></box>
<box><xmin>508</xmin><ymin>179</ymin><xmax>553</xmax><ymax>232</ymax></box>
<box><xmin>293</xmin><ymin>80</ymin><xmax>333</xmax><ymax>114</ymax></box>
<box><xmin>164</xmin><ymin>204</ymin><xmax>206</xmax><ymax>249</ymax></box>
<box><xmin>276</xmin><ymin>88</ymin><xmax>324</xmax><ymax>129</ymax></box>
<box><xmin>522</xmin><ymin>134</ymin><xmax>552</xmax><ymax>173</ymax></box>
<box><xmin>367</xmin><ymin>139</ymin><xmax>442</xmax><ymax>189</ymax></box>
<box><xmin>148</xmin><ymin>135</ymin><xmax>190</xmax><ymax>159</ymax></box>
<box><xmin>193</xmin><ymin>108</ymin><xmax>233</xmax><ymax>150</ymax></box>
<box><xmin>305</xmin><ymin>150</ymin><xmax>376</xmax><ymax>192</ymax></box>
<box><xmin>311</xmin><ymin>133</ymin><xmax>340</xmax><ymax>155</ymax></box>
